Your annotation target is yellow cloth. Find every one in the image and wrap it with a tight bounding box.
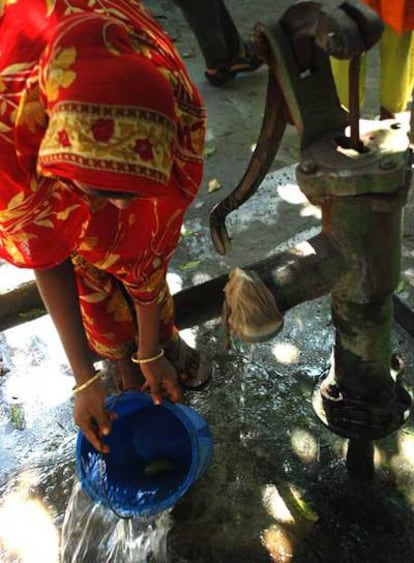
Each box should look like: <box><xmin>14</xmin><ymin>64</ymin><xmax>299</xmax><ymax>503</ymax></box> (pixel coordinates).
<box><xmin>330</xmin><ymin>24</ymin><xmax>414</xmax><ymax>115</ymax></box>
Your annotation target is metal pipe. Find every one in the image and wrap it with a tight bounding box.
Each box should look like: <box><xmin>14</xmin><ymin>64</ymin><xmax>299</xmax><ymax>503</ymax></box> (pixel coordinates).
<box><xmin>175</xmin><ymin>232</ymin><xmax>345</xmax><ymax>330</ymax></box>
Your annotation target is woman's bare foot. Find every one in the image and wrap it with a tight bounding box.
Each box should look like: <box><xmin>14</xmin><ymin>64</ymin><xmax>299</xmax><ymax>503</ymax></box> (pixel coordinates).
<box><xmin>112</xmin><ymin>357</ymin><xmax>145</xmax><ymax>392</ymax></box>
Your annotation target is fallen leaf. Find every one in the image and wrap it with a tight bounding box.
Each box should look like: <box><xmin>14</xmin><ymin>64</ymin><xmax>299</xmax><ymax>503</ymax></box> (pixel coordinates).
<box><xmin>208</xmin><ymin>178</ymin><xmax>222</xmax><ymax>193</ymax></box>
<box><xmin>288</xmin><ymin>485</ymin><xmax>319</xmax><ymax>522</ymax></box>
<box><xmin>9</xmin><ymin>402</ymin><xmax>26</xmax><ymax>430</ymax></box>
<box><xmin>180</xmin><ymin>226</ymin><xmax>194</xmax><ymax>237</ymax></box>
<box><xmin>204</xmin><ymin>146</ymin><xmax>216</xmax><ymax>158</ymax></box>
<box><xmin>178</xmin><ymin>260</ymin><xmax>201</xmax><ymax>271</ymax></box>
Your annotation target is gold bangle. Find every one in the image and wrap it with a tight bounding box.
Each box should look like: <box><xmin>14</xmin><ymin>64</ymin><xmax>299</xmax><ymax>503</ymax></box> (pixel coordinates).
<box><xmin>131</xmin><ymin>348</ymin><xmax>165</xmax><ymax>365</ymax></box>
<box><xmin>72</xmin><ymin>371</ymin><xmax>102</xmax><ymax>395</ymax></box>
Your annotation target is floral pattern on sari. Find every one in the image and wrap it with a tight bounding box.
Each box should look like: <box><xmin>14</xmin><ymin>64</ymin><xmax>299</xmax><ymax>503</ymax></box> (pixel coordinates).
<box><xmin>0</xmin><ymin>0</ymin><xmax>205</xmax><ymax>358</ymax></box>
<box><xmin>39</xmin><ymin>101</ymin><xmax>176</xmax><ymax>184</ymax></box>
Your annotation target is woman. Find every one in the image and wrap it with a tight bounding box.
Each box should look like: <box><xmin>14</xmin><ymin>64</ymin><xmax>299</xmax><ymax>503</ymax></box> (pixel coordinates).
<box><xmin>0</xmin><ymin>0</ymin><xmax>207</xmax><ymax>452</ymax></box>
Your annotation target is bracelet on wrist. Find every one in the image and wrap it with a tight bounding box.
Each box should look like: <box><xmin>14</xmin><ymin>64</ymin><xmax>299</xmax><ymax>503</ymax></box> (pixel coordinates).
<box><xmin>72</xmin><ymin>370</ymin><xmax>102</xmax><ymax>395</ymax></box>
<box><xmin>131</xmin><ymin>348</ymin><xmax>164</xmax><ymax>365</ymax></box>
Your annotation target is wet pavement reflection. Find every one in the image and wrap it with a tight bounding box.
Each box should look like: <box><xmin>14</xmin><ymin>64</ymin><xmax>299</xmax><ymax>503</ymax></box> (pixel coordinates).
<box><xmin>1</xmin><ymin>294</ymin><xmax>414</xmax><ymax>562</ymax></box>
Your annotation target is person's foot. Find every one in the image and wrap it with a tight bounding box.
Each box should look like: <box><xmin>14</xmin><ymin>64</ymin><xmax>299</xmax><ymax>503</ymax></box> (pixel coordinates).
<box><xmin>164</xmin><ymin>337</ymin><xmax>211</xmax><ymax>390</ymax></box>
<box><xmin>205</xmin><ymin>40</ymin><xmax>263</xmax><ymax>87</ymax></box>
<box><xmin>112</xmin><ymin>357</ymin><xmax>145</xmax><ymax>392</ymax></box>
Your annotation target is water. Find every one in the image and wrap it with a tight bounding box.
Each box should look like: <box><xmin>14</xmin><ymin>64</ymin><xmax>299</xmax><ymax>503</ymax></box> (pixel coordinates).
<box><xmin>239</xmin><ymin>346</ymin><xmax>254</xmax><ymax>443</ymax></box>
<box><xmin>61</xmin><ymin>482</ymin><xmax>172</xmax><ymax>563</ymax></box>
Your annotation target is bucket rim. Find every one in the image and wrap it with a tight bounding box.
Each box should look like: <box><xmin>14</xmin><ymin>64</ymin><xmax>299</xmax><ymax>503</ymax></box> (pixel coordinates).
<box><xmin>75</xmin><ymin>391</ymin><xmax>211</xmax><ymax>518</ymax></box>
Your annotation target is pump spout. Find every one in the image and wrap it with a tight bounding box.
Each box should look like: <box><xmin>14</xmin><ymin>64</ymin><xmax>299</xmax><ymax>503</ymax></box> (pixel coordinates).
<box><xmin>222</xmin><ymin>233</ymin><xmax>344</xmax><ymax>343</ymax></box>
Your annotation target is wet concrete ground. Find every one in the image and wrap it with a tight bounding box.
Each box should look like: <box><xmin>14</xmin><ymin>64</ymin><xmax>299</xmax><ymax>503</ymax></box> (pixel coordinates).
<box><xmin>2</xmin><ymin>165</ymin><xmax>414</xmax><ymax>562</ymax></box>
<box><xmin>2</xmin><ymin>1</ymin><xmax>414</xmax><ymax>561</ymax></box>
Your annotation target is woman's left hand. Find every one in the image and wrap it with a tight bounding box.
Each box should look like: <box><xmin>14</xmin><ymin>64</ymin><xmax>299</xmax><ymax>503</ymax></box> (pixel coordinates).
<box><xmin>140</xmin><ymin>356</ymin><xmax>182</xmax><ymax>405</ymax></box>
<box><xmin>73</xmin><ymin>382</ymin><xmax>117</xmax><ymax>453</ymax></box>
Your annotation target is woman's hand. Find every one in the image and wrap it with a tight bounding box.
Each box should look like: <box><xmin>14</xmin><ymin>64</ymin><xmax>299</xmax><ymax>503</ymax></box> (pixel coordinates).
<box><xmin>73</xmin><ymin>382</ymin><xmax>116</xmax><ymax>453</ymax></box>
<box><xmin>35</xmin><ymin>261</ymin><xmax>117</xmax><ymax>451</ymax></box>
<box><xmin>133</xmin><ymin>299</ymin><xmax>182</xmax><ymax>404</ymax></box>
<box><xmin>140</xmin><ymin>356</ymin><xmax>182</xmax><ymax>405</ymax></box>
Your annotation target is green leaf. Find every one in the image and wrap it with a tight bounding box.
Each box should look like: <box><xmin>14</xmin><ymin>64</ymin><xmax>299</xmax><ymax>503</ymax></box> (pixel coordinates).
<box><xmin>144</xmin><ymin>459</ymin><xmax>174</xmax><ymax>476</ymax></box>
<box><xmin>288</xmin><ymin>486</ymin><xmax>319</xmax><ymax>522</ymax></box>
<box><xmin>9</xmin><ymin>403</ymin><xmax>26</xmax><ymax>430</ymax></box>
<box><xmin>204</xmin><ymin>146</ymin><xmax>216</xmax><ymax>158</ymax></box>
<box><xmin>178</xmin><ymin>260</ymin><xmax>201</xmax><ymax>271</ymax></box>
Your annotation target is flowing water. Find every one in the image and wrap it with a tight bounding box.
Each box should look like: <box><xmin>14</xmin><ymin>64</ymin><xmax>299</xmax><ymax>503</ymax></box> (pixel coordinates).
<box><xmin>61</xmin><ymin>482</ymin><xmax>172</xmax><ymax>563</ymax></box>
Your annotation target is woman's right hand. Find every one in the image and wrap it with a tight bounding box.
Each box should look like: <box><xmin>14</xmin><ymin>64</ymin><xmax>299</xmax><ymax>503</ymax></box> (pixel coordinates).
<box><xmin>73</xmin><ymin>382</ymin><xmax>116</xmax><ymax>453</ymax></box>
<box><xmin>140</xmin><ymin>356</ymin><xmax>182</xmax><ymax>405</ymax></box>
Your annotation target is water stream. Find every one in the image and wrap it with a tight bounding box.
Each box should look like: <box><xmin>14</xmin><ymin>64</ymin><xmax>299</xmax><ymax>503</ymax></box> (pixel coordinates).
<box><xmin>61</xmin><ymin>482</ymin><xmax>172</xmax><ymax>563</ymax></box>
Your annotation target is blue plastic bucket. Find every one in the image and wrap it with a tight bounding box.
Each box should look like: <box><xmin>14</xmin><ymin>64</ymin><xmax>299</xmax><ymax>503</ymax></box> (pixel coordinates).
<box><xmin>76</xmin><ymin>391</ymin><xmax>213</xmax><ymax>518</ymax></box>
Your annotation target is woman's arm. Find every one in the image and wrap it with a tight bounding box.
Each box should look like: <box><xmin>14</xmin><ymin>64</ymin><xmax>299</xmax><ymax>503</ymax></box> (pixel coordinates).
<box><xmin>134</xmin><ymin>302</ymin><xmax>182</xmax><ymax>404</ymax></box>
<box><xmin>34</xmin><ymin>259</ymin><xmax>115</xmax><ymax>452</ymax></box>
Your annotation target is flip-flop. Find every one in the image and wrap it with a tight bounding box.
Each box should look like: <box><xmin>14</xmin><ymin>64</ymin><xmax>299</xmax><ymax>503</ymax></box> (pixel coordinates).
<box><xmin>164</xmin><ymin>337</ymin><xmax>211</xmax><ymax>391</ymax></box>
<box><xmin>205</xmin><ymin>40</ymin><xmax>263</xmax><ymax>87</ymax></box>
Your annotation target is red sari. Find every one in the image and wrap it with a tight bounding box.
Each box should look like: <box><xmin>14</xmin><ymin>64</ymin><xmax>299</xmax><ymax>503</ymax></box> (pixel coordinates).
<box><xmin>0</xmin><ymin>0</ymin><xmax>206</xmax><ymax>358</ymax></box>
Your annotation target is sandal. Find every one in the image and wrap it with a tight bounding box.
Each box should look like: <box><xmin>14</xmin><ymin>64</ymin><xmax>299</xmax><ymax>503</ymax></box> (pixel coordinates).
<box><xmin>205</xmin><ymin>40</ymin><xmax>263</xmax><ymax>87</ymax></box>
<box><xmin>164</xmin><ymin>337</ymin><xmax>211</xmax><ymax>391</ymax></box>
